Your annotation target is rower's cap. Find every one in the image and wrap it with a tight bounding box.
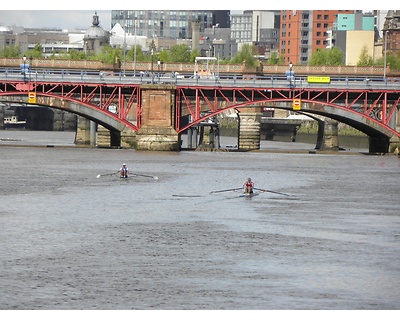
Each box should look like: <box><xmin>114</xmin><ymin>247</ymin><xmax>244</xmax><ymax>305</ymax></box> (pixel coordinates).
<box><xmin>123</xmin><ymin>163</ymin><xmax>126</xmax><ymax>165</ymax></box>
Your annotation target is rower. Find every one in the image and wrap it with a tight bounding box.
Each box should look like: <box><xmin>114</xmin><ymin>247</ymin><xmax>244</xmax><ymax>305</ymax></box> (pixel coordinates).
<box><xmin>243</xmin><ymin>177</ymin><xmax>254</xmax><ymax>194</ymax></box>
<box><xmin>118</xmin><ymin>163</ymin><xmax>129</xmax><ymax>178</ymax></box>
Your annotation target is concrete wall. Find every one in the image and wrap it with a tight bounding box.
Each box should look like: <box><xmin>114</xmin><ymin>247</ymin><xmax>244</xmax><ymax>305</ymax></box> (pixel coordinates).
<box><xmin>346</xmin><ymin>30</ymin><xmax>375</xmax><ymax>65</ymax></box>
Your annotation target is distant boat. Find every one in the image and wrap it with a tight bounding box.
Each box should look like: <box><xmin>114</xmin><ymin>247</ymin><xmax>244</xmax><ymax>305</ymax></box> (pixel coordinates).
<box><xmin>4</xmin><ymin>116</ymin><xmax>26</xmax><ymax>129</ymax></box>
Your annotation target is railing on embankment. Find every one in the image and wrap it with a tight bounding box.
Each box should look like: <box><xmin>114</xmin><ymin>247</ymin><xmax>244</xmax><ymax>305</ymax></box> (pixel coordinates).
<box><xmin>0</xmin><ymin>58</ymin><xmax>397</xmax><ymax>77</ymax></box>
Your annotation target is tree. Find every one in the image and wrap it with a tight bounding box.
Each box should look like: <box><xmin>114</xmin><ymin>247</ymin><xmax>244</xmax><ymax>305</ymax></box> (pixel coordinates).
<box><xmin>126</xmin><ymin>45</ymin><xmax>145</xmax><ymax>62</ymax></box>
<box><xmin>357</xmin><ymin>45</ymin><xmax>373</xmax><ymax>66</ymax></box>
<box><xmin>309</xmin><ymin>47</ymin><xmax>344</xmax><ymax>66</ymax></box>
<box><xmin>23</xmin><ymin>43</ymin><xmax>44</xmax><ymax>59</ymax></box>
<box><xmin>231</xmin><ymin>44</ymin><xmax>257</xmax><ymax>68</ymax></box>
<box><xmin>96</xmin><ymin>44</ymin><xmax>122</xmax><ymax>64</ymax></box>
<box><xmin>189</xmin><ymin>48</ymin><xmax>202</xmax><ymax>63</ymax></box>
<box><xmin>169</xmin><ymin>44</ymin><xmax>191</xmax><ymax>62</ymax></box>
<box><xmin>267</xmin><ymin>51</ymin><xmax>283</xmax><ymax>65</ymax></box>
<box><xmin>0</xmin><ymin>45</ymin><xmax>21</xmax><ymax>58</ymax></box>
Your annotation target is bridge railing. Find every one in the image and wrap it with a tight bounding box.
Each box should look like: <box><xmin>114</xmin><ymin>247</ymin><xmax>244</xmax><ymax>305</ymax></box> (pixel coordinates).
<box><xmin>0</xmin><ymin>68</ymin><xmax>399</xmax><ymax>91</ymax></box>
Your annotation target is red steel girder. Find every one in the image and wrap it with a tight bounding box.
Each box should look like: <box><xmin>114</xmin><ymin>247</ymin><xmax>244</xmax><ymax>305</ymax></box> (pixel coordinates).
<box><xmin>176</xmin><ymin>86</ymin><xmax>400</xmax><ymax>135</ymax></box>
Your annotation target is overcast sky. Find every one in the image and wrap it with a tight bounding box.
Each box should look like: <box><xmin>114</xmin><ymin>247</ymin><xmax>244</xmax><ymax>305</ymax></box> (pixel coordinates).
<box><xmin>0</xmin><ymin>1</ymin><xmax>384</xmax><ymax>31</ymax></box>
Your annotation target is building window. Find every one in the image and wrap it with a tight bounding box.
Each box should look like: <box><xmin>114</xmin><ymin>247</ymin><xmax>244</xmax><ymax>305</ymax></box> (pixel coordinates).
<box><xmin>317</xmin><ymin>23</ymin><xmax>321</xmax><ymax>28</ymax></box>
<box><xmin>317</xmin><ymin>14</ymin><xmax>322</xmax><ymax>19</ymax></box>
<box><xmin>324</xmin><ymin>15</ymin><xmax>329</xmax><ymax>19</ymax></box>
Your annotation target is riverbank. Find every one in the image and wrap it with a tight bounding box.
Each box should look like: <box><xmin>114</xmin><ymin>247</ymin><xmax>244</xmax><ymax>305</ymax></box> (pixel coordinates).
<box><xmin>0</xmin><ymin>130</ymin><xmax>373</xmax><ymax>155</ymax></box>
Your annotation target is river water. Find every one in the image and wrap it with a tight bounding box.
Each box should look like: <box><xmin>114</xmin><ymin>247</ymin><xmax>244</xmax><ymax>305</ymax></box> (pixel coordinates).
<box><xmin>0</xmin><ymin>131</ymin><xmax>399</xmax><ymax>312</ymax></box>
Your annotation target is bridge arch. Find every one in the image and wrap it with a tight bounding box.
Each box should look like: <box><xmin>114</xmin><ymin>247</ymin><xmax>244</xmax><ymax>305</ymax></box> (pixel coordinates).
<box><xmin>182</xmin><ymin>97</ymin><xmax>396</xmax><ymax>138</ymax></box>
<box><xmin>0</xmin><ymin>91</ymin><xmax>137</xmax><ymax>132</ymax></box>
<box><xmin>180</xmin><ymin>96</ymin><xmax>398</xmax><ymax>152</ymax></box>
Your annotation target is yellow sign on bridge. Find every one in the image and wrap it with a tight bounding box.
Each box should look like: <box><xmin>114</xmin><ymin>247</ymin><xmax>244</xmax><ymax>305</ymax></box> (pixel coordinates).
<box><xmin>28</xmin><ymin>92</ymin><xmax>36</xmax><ymax>104</ymax></box>
<box><xmin>292</xmin><ymin>99</ymin><xmax>301</xmax><ymax>111</ymax></box>
<box><xmin>307</xmin><ymin>76</ymin><xmax>331</xmax><ymax>83</ymax></box>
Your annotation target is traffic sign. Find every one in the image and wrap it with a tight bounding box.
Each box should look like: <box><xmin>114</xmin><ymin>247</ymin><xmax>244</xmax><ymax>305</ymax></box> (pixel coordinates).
<box><xmin>28</xmin><ymin>92</ymin><xmax>36</xmax><ymax>104</ymax></box>
<box><xmin>292</xmin><ymin>99</ymin><xmax>301</xmax><ymax>110</ymax></box>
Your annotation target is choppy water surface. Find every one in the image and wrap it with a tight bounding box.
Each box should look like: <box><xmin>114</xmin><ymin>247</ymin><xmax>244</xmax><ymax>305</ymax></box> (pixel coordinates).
<box><xmin>0</xmin><ymin>131</ymin><xmax>399</xmax><ymax>310</ymax></box>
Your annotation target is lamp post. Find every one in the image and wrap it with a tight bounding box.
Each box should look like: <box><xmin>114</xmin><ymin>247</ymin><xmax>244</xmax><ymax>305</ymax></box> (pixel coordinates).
<box><xmin>123</xmin><ymin>23</ymin><xmax>127</xmax><ymax>76</ymax></box>
<box><xmin>157</xmin><ymin>60</ymin><xmax>161</xmax><ymax>83</ymax></box>
<box><xmin>23</xmin><ymin>55</ymin><xmax>26</xmax><ymax>83</ymax></box>
<box><xmin>29</xmin><ymin>56</ymin><xmax>33</xmax><ymax>82</ymax></box>
<box><xmin>383</xmin><ymin>30</ymin><xmax>388</xmax><ymax>81</ymax></box>
<box><xmin>134</xmin><ymin>19</ymin><xmax>137</xmax><ymax>77</ymax></box>
<box><xmin>151</xmin><ymin>46</ymin><xmax>154</xmax><ymax>84</ymax></box>
<box><xmin>289</xmin><ymin>61</ymin><xmax>293</xmax><ymax>89</ymax></box>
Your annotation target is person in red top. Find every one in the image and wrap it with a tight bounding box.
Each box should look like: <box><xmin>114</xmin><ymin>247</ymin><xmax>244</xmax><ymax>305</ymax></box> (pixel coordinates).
<box><xmin>243</xmin><ymin>177</ymin><xmax>254</xmax><ymax>194</ymax></box>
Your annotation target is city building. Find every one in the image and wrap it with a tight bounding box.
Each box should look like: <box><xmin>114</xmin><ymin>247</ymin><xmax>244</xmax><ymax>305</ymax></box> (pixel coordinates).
<box><xmin>382</xmin><ymin>10</ymin><xmax>400</xmax><ymax>58</ymax></box>
<box><xmin>83</xmin><ymin>12</ymin><xmax>109</xmax><ymax>55</ymax></box>
<box><xmin>328</xmin><ymin>11</ymin><xmax>375</xmax><ymax>65</ymax></box>
<box><xmin>111</xmin><ymin>10</ymin><xmax>230</xmax><ymax>41</ymax></box>
<box><xmin>280</xmin><ymin>10</ymin><xmax>354</xmax><ymax>65</ymax></box>
<box><xmin>230</xmin><ymin>10</ymin><xmax>280</xmax><ymax>60</ymax></box>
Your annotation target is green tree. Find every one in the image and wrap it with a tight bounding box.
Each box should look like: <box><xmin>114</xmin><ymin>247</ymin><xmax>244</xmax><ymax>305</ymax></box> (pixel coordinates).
<box><xmin>386</xmin><ymin>52</ymin><xmax>400</xmax><ymax>70</ymax></box>
<box><xmin>23</xmin><ymin>43</ymin><xmax>44</xmax><ymax>59</ymax></box>
<box><xmin>309</xmin><ymin>47</ymin><xmax>344</xmax><ymax>66</ymax></box>
<box><xmin>169</xmin><ymin>44</ymin><xmax>191</xmax><ymax>62</ymax></box>
<box><xmin>0</xmin><ymin>45</ymin><xmax>21</xmax><ymax>58</ymax></box>
<box><xmin>96</xmin><ymin>44</ymin><xmax>122</xmax><ymax>64</ymax></box>
<box><xmin>189</xmin><ymin>48</ymin><xmax>202</xmax><ymax>63</ymax></box>
<box><xmin>357</xmin><ymin>45</ymin><xmax>373</xmax><ymax>66</ymax></box>
<box><xmin>231</xmin><ymin>43</ymin><xmax>257</xmax><ymax>68</ymax></box>
<box><xmin>126</xmin><ymin>45</ymin><xmax>146</xmax><ymax>62</ymax></box>
<box><xmin>267</xmin><ymin>51</ymin><xmax>282</xmax><ymax>65</ymax></box>
<box><xmin>157</xmin><ymin>48</ymin><xmax>170</xmax><ymax>63</ymax></box>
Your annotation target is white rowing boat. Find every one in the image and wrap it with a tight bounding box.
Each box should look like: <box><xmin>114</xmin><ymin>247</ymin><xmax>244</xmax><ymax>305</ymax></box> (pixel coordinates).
<box><xmin>239</xmin><ymin>192</ymin><xmax>259</xmax><ymax>198</ymax></box>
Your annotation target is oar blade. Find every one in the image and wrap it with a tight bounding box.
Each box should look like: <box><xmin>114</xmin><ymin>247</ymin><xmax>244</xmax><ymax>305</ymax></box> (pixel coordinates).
<box><xmin>210</xmin><ymin>187</ymin><xmax>242</xmax><ymax>194</ymax></box>
<box><xmin>132</xmin><ymin>173</ymin><xmax>159</xmax><ymax>180</ymax></box>
<box><xmin>254</xmin><ymin>187</ymin><xmax>291</xmax><ymax>197</ymax></box>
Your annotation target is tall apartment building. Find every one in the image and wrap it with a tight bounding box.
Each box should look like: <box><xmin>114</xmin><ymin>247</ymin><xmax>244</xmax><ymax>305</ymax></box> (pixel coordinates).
<box><xmin>230</xmin><ymin>10</ymin><xmax>280</xmax><ymax>57</ymax></box>
<box><xmin>110</xmin><ymin>10</ymin><xmax>230</xmax><ymax>40</ymax></box>
<box><xmin>280</xmin><ymin>10</ymin><xmax>354</xmax><ymax>65</ymax></box>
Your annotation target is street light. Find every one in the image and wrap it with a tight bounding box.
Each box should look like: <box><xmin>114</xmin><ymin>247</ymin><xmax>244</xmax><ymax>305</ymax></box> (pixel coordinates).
<box><xmin>133</xmin><ymin>19</ymin><xmax>137</xmax><ymax>77</ymax></box>
<box><xmin>151</xmin><ymin>46</ymin><xmax>154</xmax><ymax>84</ymax></box>
<box><xmin>157</xmin><ymin>60</ymin><xmax>161</xmax><ymax>83</ymax></box>
<box><xmin>23</xmin><ymin>55</ymin><xmax>26</xmax><ymax>83</ymax></box>
<box><xmin>29</xmin><ymin>56</ymin><xmax>33</xmax><ymax>82</ymax></box>
<box><xmin>289</xmin><ymin>61</ymin><xmax>293</xmax><ymax>88</ymax></box>
<box><xmin>383</xmin><ymin>30</ymin><xmax>388</xmax><ymax>80</ymax></box>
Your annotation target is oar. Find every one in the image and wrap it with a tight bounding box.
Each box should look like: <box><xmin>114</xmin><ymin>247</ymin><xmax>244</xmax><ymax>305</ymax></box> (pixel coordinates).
<box><xmin>254</xmin><ymin>187</ymin><xmax>291</xmax><ymax>197</ymax></box>
<box><xmin>132</xmin><ymin>173</ymin><xmax>159</xmax><ymax>180</ymax></box>
<box><xmin>210</xmin><ymin>187</ymin><xmax>243</xmax><ymax>194</ymax></box>
<box><xmin>172</xmin><ymin>194</ymin><xmax>203</xmax><ymax>198</ymax></box>
<box><xmin>96</xmin><ymin>172</ymin><xmax>117</xmax><ymax>178</ymax></box>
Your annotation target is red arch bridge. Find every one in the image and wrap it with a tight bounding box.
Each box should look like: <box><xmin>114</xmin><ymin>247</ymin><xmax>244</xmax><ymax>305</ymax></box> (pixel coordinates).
<box><xmin>0</xmin><ymin>74</ymin><xmax>399</xmax><ymax>153</ymax></box>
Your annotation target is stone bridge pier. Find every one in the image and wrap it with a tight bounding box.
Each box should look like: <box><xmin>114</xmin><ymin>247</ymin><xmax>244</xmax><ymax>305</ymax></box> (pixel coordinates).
<box><xmin>237</xmin><ymin>106</ymin><xmax>262</xmax><ymax>151</ymax></box>
<box><xmin>134</xmin><ymin>85</ymin><xmax>180</xmax><ymax>151</ymax></box>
